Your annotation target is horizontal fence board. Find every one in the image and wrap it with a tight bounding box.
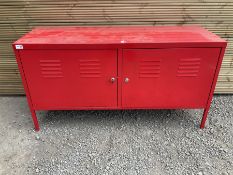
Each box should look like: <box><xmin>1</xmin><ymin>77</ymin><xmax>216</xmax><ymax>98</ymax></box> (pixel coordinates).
<box><xmin>0</xmin><ymin>0</ymin><xmax>233</xmax><ymax>94</ymax></box>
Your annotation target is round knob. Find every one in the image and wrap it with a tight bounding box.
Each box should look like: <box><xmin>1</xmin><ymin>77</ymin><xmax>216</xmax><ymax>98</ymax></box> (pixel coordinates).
<box><xmin>125</xmin><ymin>77</ymin><xmax>129</xmax><ymax>83</ymax></box>
<box><xmin>110</xmin><ymin>77</ymin><xmax>116</xmax><ymax>83</ymax></box>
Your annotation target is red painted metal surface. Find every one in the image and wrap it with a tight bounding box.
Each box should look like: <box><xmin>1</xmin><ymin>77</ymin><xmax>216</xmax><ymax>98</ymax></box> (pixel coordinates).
<box><xmin>122</xmin><ymin>48</ymin><xmax>221</xmax><ymax>108</ymax></box>
<box><xmin>14</xmin><ymin>26</ymin><xmax>226</xmax><ymax>46</ymax></box>
<box><xmin>20</xmin><ymin>50</ymin><xmax>117</xmax><ymax>109</ymax></box>
<box><xmin>12</xmin><ymin>26</ymin><xmax>227</xmax><ymax>131</ymax></box>
<box><xmin>13</xmin><ymin>48</ymin><xmax>40</xmax><ymax>131</ymax></box>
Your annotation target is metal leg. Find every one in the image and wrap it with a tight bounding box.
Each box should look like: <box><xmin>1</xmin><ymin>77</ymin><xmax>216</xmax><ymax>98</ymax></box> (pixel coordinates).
<box><xmin>200</xmin><ymin>106</ymin><xmax>210</xmax><ymax>129</ymax></box>
<box><xmin>30</xmin><ymin>109</ymin><xmax>40</xmax><ymax>131</ymax></box>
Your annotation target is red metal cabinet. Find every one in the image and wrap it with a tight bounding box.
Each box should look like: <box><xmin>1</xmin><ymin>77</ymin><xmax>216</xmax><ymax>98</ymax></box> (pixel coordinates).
<box><xmin>13</xmin><ymin>26</ymin><xmax>227</xmax><ymax>131</ymax></box>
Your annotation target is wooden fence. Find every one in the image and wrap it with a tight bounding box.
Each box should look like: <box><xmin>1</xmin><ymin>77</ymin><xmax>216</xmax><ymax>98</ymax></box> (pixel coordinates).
<box><xmin>0</xmin><ymin>0</ymin><xmax>232</xmax><ymax>94</ymax></box>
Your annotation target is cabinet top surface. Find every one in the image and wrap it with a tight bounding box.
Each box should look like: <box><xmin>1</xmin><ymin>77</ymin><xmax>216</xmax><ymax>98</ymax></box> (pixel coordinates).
<box><xmin>14</xmin><ymin>26</ymin><xmax>226</xmax><ymax>45</ymax></box>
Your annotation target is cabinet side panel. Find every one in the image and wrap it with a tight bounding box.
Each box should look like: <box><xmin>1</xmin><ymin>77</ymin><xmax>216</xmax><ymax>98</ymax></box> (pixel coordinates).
<box><xmin>13</xmin><ymin>46</ymin><xmax>40</xmax><ymax>130</ymax></box>
<box><xmin>13</xmin><ymin>47</ymin><xmax>35</xmax><ymax>109</ymax></box>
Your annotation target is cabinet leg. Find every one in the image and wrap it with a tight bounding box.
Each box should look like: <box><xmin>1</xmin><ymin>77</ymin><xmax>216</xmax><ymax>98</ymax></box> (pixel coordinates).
<box><xmin>30</xmin><ymin>109</ymin><xmax>40</xmax><ymax>131</ymax></box>
<box><xmin>200</xmin><ymin>106</ymin><xmax>210</xmax><ymax>129</ymax></box>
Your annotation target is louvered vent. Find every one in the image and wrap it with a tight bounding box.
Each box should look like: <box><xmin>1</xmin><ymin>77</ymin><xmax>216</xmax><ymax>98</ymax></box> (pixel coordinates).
<box><xmin>79</xmin><ymin>59</ymin><xmax>101</xmax><ymax>78</ymax></box>
<box><xmin>40</xmin><ymin>60</ymin><xmax>63</xmax><ymax>78</ymax></box>
<box><xmin>177</xmin><ymin>58</ymin><xmax>201</xmax><ymax>77</ymax></box>
<box><xmin>139</xmin><ymin>59</ymin><xmax>161</xmax><ymax>78</ymax></box>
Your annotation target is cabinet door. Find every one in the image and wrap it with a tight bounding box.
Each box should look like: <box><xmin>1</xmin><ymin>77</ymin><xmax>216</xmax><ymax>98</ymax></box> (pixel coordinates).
<box><xmin>20</xmin><ymin>50</ymin><xmax>117</xmax><ymax>109</ymax></box>
<box><xmin>122</xmin><ymin>48</ymin><xmax>221</xmax><ymax>108</ymax></box>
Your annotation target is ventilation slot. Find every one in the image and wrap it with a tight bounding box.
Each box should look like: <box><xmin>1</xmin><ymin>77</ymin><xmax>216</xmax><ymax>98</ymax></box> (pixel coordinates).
<box><xmin>139</xmin><ymin>60</ymin><xmax>161</xmax><ymax>78</ymax></box>
<box><xmin>40</xmin><ymin>60</ymin><xmax>63</xmax><ymax>78</ymax></box>
<box><xmin>79</xmin><ymin>59</ymin><xmax>101</xmax><ymax>78</ymax></box>
<box><xmin>177</xmin><ymin>58</ymin><xmax>201</xmax><ymax>77</ymax></box>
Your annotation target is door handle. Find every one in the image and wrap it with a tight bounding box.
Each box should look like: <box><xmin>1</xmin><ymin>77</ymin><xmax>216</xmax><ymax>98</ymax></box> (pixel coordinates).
<box><xmin>110</xmin><ymin>77</ymin><xmax>116</xmax><ymax>83</ymax></box>
<box><xmin>124</xmin><ymin>77</ymin><xmax>129</xmax><ymax>83</ymax></box>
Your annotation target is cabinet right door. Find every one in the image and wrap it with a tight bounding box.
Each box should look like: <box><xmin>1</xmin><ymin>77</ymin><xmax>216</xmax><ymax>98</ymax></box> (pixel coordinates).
<box><xmin>122</xmin><ymin>48</ymin><xmax>221</xmax><ymax>108</ymax></box>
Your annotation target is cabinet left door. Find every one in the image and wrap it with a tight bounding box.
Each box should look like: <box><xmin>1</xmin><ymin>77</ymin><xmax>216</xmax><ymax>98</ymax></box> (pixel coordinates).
<box><xmin>19</xmin><ymin>50</ymin><xmax>118</xmax><ymax>109</ymax></box>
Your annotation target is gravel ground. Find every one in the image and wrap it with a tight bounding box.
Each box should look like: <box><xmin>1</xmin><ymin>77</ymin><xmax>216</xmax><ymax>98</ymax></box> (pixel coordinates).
<box><xmin>0</xmin><ymin>95</ymin><xmax>232</xmax><ymax>175</ymax></box>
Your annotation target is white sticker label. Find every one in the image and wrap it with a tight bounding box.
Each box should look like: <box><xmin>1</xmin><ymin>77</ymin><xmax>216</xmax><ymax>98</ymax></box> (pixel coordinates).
<box><xmin>15</xmin><ymin>45</ymin><xmax>23</xmax><ymax>49</ymax></box>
